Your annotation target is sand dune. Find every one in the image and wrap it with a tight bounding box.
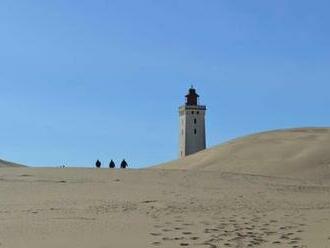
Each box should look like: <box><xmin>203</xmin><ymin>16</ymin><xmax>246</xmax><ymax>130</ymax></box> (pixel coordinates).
<box><xmin>1</xmin><ymin>127</ymin><xmax>330</xmax><ymax>247</ymax></box>
<box><xmin>1</xmin><ymin>168</ymin><xmax>329</xmax><ymax>248</ymax></box>
<box><xmin>157</xmin><ymin>127</ymin><xmax>330</xmax><ymax>182</ymax></box>
<box><xmin>0</xmin><ymin>159</ymin><xmax>26</xmax><ymax>168</ymax></box>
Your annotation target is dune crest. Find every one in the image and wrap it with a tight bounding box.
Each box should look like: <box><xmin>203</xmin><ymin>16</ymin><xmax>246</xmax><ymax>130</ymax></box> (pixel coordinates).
<box><xmin>0</xmin><ymin>159</ymin><xmax>26</xmax><ymax>168</ymax></box>
<box><xmin>157</xmin><ymin>127</ymin><xmax>330</xmax><ymax>181</ymax></box>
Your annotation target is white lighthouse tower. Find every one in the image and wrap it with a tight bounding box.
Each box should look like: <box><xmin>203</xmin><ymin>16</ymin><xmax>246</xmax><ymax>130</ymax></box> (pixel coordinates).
<box><xmin>179</xmin><ymin>87</ymin><xmax>207</xmax><ymax>158</ymax></box>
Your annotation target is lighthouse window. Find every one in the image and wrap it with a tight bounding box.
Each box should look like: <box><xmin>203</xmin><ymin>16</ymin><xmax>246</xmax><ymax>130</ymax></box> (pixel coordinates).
<box><xmin>197</xmin><ymin>111</ymin><xmax>200</xmax><ymax>115</ymax></box>
<box><xmin>194</xmin><ymin>118</ymin><xmax>197</xmax><ymax>124</ymax></box>
<box><xmin>191</xmin><ymin>111</ymin><xmax>194</xmax><ymax>114</ymax></box>
<box><xmin>194</xmin><ymin>129</ymin><xmax>197</xmax><ymax>134</ymax></box>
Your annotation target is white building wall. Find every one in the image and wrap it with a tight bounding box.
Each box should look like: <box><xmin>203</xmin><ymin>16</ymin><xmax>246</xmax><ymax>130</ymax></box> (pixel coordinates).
<box><xmin>179</xmin><ymin>110</ymin><xmax>186</xmax><ymax>158</ymax></box>
<box><xmin>179</xmin><ymin>105</ymin><xmax>206</xmax><ymax>158</ymax></box>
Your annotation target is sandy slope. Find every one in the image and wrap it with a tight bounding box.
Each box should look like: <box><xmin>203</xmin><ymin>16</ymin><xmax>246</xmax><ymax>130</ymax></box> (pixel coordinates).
<box><xmin>0</xmin><ymin>159</ymin><xmax>26</xmax><ymax>168</ymax></box>
<box><xmin>157</xmin><ymin>128</ymin><xmax>330</xmax><ymax>182</ymax></box>
<box><xmin>1</xmin><ymin>128</ymin><xmax>330</xmax><ymax>247</ymax></box>
<box><xmin>0</xmin><ymin>168</ymin><xmax>329</xmax><ymax>248</ymax></box>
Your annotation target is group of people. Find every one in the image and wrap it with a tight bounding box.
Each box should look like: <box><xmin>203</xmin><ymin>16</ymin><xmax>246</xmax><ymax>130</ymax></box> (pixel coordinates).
<box><xmin>95</xmin><ymin>159</ymin><xmax>128</xmax><ymax>169</ymax></box>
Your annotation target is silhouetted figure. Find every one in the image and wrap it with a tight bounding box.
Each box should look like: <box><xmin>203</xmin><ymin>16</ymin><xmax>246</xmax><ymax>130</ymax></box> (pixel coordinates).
<box><xmin>120</xmin><ymin>159</ymin><xmax>128</xmax><ymax>169</ymax></box>
<box><xmin>95</xmin><ymin>160</ymin><xmax>101</xmax><ymax>168</ymax></box>
<box><xmin>109</xmin><ymin>160</ymin><xmax>115</xmax><ymax>168</ymax></box>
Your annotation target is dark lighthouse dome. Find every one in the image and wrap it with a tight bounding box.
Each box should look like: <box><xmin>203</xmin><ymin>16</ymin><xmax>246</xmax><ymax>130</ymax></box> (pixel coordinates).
<box><xmin>185</xmin><ymin>86</ymin><xmax>199</xmax><ymax>106</ymax></box>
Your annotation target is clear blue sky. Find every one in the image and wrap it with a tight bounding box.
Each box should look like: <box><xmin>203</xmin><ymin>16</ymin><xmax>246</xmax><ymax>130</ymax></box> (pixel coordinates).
<box><xmin>0</xmin><ymin>0</ymin><xmax>329</xmax><ymax>167</ymax></box>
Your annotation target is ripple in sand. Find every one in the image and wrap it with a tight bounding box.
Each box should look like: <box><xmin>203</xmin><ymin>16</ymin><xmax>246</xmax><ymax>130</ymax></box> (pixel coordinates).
<box><xmin>150</xmin><ymin>233</ymin><xmax>162</xmax><ymax>236</ymax></box>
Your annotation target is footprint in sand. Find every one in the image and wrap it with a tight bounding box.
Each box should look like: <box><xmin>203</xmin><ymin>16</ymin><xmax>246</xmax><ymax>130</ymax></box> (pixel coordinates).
<box><xmin>289</xmin><ymin>240</ymin><xmax>299</xmax><ymax>244</ymax></box>
<box><xmin>150</xmin><ymin>233</ymin><xmax>162</xmax><ymax>237</ymax></box>
<box><xmin>141</xmin><ymin>200</ymin><xmax>157</xmax><ymax>204</ymax></box>
<box><xmin>190</xmin><ymin>237</ymin><xmax>199</xmax><ymax>240</ymax></box>
<box><xmin>265</xmin><ymin>231</ymin><xmax>277</xmax><ymax>236</ymax></box>
<box><xmin>202</xmin><ymin>242</ymin><xmax>217</xmax><ymax>248</ymax></box>
<box><xmin>280</xmin><ymin>234</ymin><xmax>290</xmax><ymax>240</ymax></box>
<box><xmin>182</xmin><ymin>223</ymin><xmax>194</xmax><ymax>226</ymax></box>
<box><xmin>204</xmin><ymin>228</ymin><xmax>219</xmax><ymax>234</ymax></box>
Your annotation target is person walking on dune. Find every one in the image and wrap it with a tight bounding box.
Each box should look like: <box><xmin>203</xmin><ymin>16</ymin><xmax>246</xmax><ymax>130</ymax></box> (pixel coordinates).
<box><xmin>120</xmin><ymin>159</ymin><xmax>128</xmax><ymax>169</ymax></box>
<box><xmin>95</xmin><ymin>160</ymin><xmax>101</xmax><ymax>168</ymax></box>
<box><xmin>109</xmin><ymin>160</ymin><xmax>115</xmax><ymax>168</ymax></box>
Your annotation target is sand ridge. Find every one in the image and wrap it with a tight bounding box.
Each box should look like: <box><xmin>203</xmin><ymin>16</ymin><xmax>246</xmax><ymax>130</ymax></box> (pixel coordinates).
<box><xmin>156</xmin><ymin>127</ymin><xmax>330</xmax><ymax>182</ymax></box>
<box><xmin>0</xmin><ymin>159</ymin><xmax>26</xmax><ymax>168</ymax></box>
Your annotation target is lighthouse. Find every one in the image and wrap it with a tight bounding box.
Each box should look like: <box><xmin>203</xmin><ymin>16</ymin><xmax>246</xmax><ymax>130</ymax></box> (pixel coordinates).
<box><xmin>179</xmin><ymin>87</ymin><xmax>207</xmax><ymax>158</ymax></box>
